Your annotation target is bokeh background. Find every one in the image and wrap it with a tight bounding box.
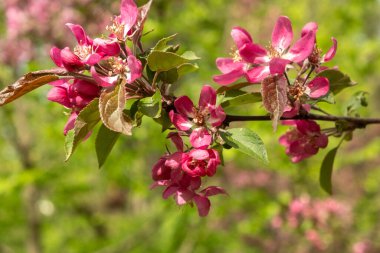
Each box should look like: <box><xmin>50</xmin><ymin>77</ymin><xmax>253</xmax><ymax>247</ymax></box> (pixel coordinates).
<box><xmin>1</xmin><ymin>0</ymin><xmax>380</xmax><ymax>252</ymax></box>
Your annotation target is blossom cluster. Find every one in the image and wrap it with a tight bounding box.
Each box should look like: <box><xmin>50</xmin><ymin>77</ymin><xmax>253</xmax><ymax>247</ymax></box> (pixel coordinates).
<box><xmin>213</xmin><ymin>16</ymin><xmax>338</xmax><ymax>162</ymax></box>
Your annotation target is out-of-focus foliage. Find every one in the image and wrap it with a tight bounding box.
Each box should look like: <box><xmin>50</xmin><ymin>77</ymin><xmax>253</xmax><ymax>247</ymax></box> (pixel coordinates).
<box><xmin>1</xmin><ymin>0</ymin><xmax>380</xmax><ymax>252</ymax></box>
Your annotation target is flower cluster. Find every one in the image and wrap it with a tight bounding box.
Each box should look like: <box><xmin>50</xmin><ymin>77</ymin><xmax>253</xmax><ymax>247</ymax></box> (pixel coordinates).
<box><xmin>152</xmin><ymin>86</ymin><xmax>227</xmax><ymax>216</ymax></box>
<box><xmin>214</xmin><ymin>16</ymin><xmax>338</xmax><ymax>162</ymax></box>
<box><xmin>48</xmin><ymin>0</ymin><xmax>144</xmax><ymax>135</ymax></box>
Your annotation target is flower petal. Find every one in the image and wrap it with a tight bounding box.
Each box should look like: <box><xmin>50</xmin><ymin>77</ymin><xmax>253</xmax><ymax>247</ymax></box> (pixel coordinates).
<box><xmin>189</xmin><ymin>127</ymin><xmax>212</xmax><ymax>149</ymax></box>
<box><xmin>209</xmin><ymin>105</ymin><xmax>226</xmax><ymax>127</ymax></box>
<box><xmin>231</xmin><ymin>27</ymin><xmax>252</xmax><ymax>48</ymax></box>
<box><xmin>269</xmin><ymin>57</ymin><xmax>291</xmax><ymax>74</ymax></box>
<box><xmin>120</xmin><ymin>0</ymin><xmax>138</xmax><ymax>36</ymax></box>
<box><xmin>307</xmin><ymin>77</ymin><xmax>329</xmax><ymax>98</ymax></box>
<box><xmin>246</xmin><ymin>66</ymin><xmax>270</xmax><ymax>83</ymax></box>
<box><xmin>215</xmin><ymin>57</ymin><xmax>244</xmax><ymax>73</ymax></box>
<box><xmin>90</xmin><ymin>67</ymin><xmax>118</xmax><ymax>87</ymax></box>
<box><xmin>239</xmin><ymin>43</ymin><xmax>267</xmax><ymax>63</ymax></box>
<box><xmin>47</xmin><ymin>86</ymin><xmax>70</xmax><ymax>108</ymax></box>
<box><xmin>66</xmin><ymin>23</ymin><xmax>91</xmax><ymax>45</ymax></box>
<box><xmin>213</xmin><ymin>67</ymin><xmax>245</xmax><ymax>85</ymax></box>
<box><xmin>189</xmin><ymin>149</ymin><xmax>210</xmax><ymax>160</ymax></box>
<box><xmin>284</xmin><ymin>31</ymin><xmax>315</xmax><ymax>63</ymax></box>
<box><xmin>301</xmin><ymin>22</ymin><xmax>318</xmax><ymax>37</ymax></box>
<box><xmin>201</xmin><ymin>186</ymin><xmax>227</xmax><ymax>197</ymax></box>
<box><xmin>199</xmin><ymin>85</ymin><xmax>216</xmax><ymax>108</ymax></box>
<box><xmin>272</xmin><ymin>16</ymin><xmax>293</xmax><ymax>52</ymax></box>
<box><xmin>50</xmin><ymin>47</ymin><xmax>63</xmax><ymax>67</ymax></box>
<box><xmin>193</xmin><ymin>195</ymin><xmax>211</xmax><ymax>217</ymax></box>
<box><xmin>163</xmin><ymin>185</ymin><xmax>178</xmax><ymax>199</ymax></box>
<box><xmin>323</xmin><ymin>37</ymin><xmax>337</xmax><ymax>62</ymax></box>
<box><xmin>167</xmin><ymin>132</ymin><xmax>184</xmax><ymax>152</ymax></box>
<box><xmin>127</xmin><ymin>55</ymin><xmax>142</xmax><ymax>83</ymax></box>
<box><xmin>64</xmin><ymin>111</ymin><xmax>78</xmax><ymax>135</ymax></box>
<box><xmin>169</xmin><ymin>110</ymin><xmax>193</xmax><ymax>131</ymax></box>
<box><xmin>174</xmin><ymin>96</ymin><xmax>195</xmax><ymax>118</ymax></box>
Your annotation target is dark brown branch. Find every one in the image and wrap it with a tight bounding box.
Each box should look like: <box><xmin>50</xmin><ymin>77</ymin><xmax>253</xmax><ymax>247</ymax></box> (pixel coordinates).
<box><xmin>224</xmin><ymin>113</ymin><xmax>380</xmax><ymax>128</ymax></box>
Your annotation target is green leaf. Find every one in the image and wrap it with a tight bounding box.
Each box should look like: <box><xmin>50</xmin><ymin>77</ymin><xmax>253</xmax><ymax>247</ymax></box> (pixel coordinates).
<box><xmin>153</xmin><ymin>34</ymin><xmax>178</xmax><ymax>51</ymax></box>
<box><xmin>65</xmin><ymin>99</ymin><xmax>100</xmax><ymax>161</ymax></box>
<box><xmin>319</xmin><ymin>147</ymin><xmax>339</xmax><ymax>195</ymax></box>
<box><xmin>220</xmin><ymin>90</ymin><xmax>262</xmax><ymax>108</ymax></box>
<box><xmin>181</xmin><ymin>51</ymin><xmax>200</xmax><ymax>60</ymax></box>
<box><xmin>138</xmin><ymin>91</ymin><xmax>162</xmax><ymax>118</ymax></box>
<box><xmin>158</xmin><ymin>68</ymin><xmax>178</xmax><ymax>84</ymax></box>
<box><xmin>316</xmin><ymin>69</ymin><xmax>357</xmax><ymax>94</ymax></box>
<box><xmin>177</xmin><ymin>63</ymin><xmax>199</xmax><ymax>77</ymax></box>
<box><xmin>147</xmin><ymin>51</ymin><xmax>189</xmax><ymax>72</ymax></box>
<box><xmin>220</xmin><ymin>128</ymin><xmax>268</xmax><ymax>164</ymax></box>
<box><xmin>346</xmin><ymin>91</ymin><xmax>368</xmax><ymax>116</ymax></box>
<box><xmin>317</xmin><ymin>91</ymin><xmax>335</xmax><ymax>104</ymax></box>
<box><xmin>153</xmin><ymin>110</ymin><xmax>172</xmax><ymax>132</ymax></box>
<box><xmin>99</xmin><ymin>84</ymin><xmax>133</xmax><ymax>135</ymax></box>
<box><xmin>216</xmin><ymin>82</ymin><xmax>252</xmax><ymax>94</ymax></box>
<box><xmin>95</xmin><ymin>124</ymin><xmax>120</xmax><ymax>168</ymax></box>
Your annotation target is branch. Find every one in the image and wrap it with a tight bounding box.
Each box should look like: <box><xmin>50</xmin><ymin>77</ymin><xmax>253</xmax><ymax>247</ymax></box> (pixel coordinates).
<box><xmin>224</xmin><ymin>113</ymin><xmax>380</xmax><ymax>128</ymax></box>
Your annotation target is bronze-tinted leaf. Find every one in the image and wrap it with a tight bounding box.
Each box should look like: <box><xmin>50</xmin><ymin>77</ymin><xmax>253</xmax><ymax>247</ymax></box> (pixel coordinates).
<box><xmin>0</xmin><ymin>69</ymin><xmax>68</xmax><ymax>106</ymax></box>
<box><xmin>261</xmin><ymin>75</ymin><xmax>287</xmax><ymax>131</ymax></box>
<box><xmin>99</xmin><ymin>84</ymin><xmax>133</xmax><ymax>135</ymax></box>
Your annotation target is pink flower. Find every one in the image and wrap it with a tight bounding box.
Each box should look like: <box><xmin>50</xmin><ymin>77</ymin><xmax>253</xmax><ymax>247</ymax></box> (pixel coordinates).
<box><xmin>107</xmin><ymin>0</ymin><xmax>138</xmax><ymax>40</ymax></box>
<box><xmin>169</xmin><ymin>85</ymin><xmax>226</xmax><ymax>149</ymax></box>
<box><xmin>182</xmin><ymin>148</ymin><xmax>221</xmax><ymax>177</ymax></box>
<box><xmin>247</xmin><ymin>16</ymin><xmax>316</xmax><ymax>83</ymax></box>
<box><xmin>90</xmin><ymin>52</ymin><xmax>142</xmax><ymax>87</ymax></box>
<box><xmin>213</xmin><ymin>27</ymin><xmax>266</xmax><ymax>85</ymax></box>
<box><xmin>151</xmin><ymin>133</ymin><xmax>226</xmax><ymax>217</ymax></box>
<box><xmin>279</xmin><ymin>120</ymin><xmax>328</xmax><ymax>162</ymax></box>
<box><xmin>47</xmin><ymin>79</ymin><xmax>100</xmax><ymax>134</ymax></box>
<box><xmin>50</xmin><ymin>23</ymin><xmax>120</xmax><ymax>71</ymax></box>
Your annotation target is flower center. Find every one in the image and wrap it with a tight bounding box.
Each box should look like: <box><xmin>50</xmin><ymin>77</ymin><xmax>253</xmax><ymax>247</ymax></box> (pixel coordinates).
<box><xmin>188</xmin><ymin>159</ymin><xmax>207</xmax><ymax>169</ymax></box>
<box><xmin>73</xmin><ymin>45</ymin><xmax>92</xmax><ymax>60</ymax></box>
<box><xmin>106</xmin><ymin>16</ymin><xmax>125</xmax><ymax>40</ymax></box>
<box><xmin>308</xmin><ymin>47</ymin><xmax>322</xmax><ymax>66</ymax></box>
<box><xmin>230</xmin><ymin>47</ymin><xmax>242</xmax><ymax>62</ymax></box>
<box><xmin>266</xmin><ymin>44</ymin><xmax>281</xmax><ymax>58</ymax></box>
<box><xmin>108</xmin><ymin>57</ymin><xmax>130</xmax><ymax>75</ymax></box>
<box><xmin>288</xmin><ymin>79</ymin><xmax>306</xmax><ymax>101</ymax></box>
<box><xmin>192</xmin><ymin>107</ymin><xmax>209</xmax><ymax>126</ymax></box>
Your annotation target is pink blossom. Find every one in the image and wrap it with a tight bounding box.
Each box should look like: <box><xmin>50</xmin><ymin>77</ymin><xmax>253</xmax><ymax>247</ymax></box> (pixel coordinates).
<box><xmin>47</xmin><ymin>79</ymin><xmax>100</xmax><ymax>134</ymax></box>
<box><xmin>279</xmin><ymin>120</ymin><xmax>328</xmax><ymax>162</ymax></box>
<box><xmin>246</xmin><ymin>16</ymin><xmax>316</xmax><ymax>83</ymax></box>
<box><xmin>50</xmin><ymin>23</ymin><xmax>120</xmax><ymax>71</ymax></box>
<box><xmin>107</xmin><ymin>0</ymin><xmax>138</xmax><ymax>40</ymax></box>
<box><xmin>182</xmin><ymin>148</ymin><xmax>221</xmax><ymax>177</ymax></box>
<box><xmin>213</xmin><ymin>27</ymin><xmax>266</xmax><ymax>85</ymax></box>
<box><xmin>169</xmin><ymin>85</ymin><xmax>226</xmax><ymax>149</ymax></box>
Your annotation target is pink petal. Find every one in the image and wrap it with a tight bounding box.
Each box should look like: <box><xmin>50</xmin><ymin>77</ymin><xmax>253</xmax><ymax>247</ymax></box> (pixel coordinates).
<box><xmin>199</xmin><ymin>85</ymin><xmax>216</xmax><ymax>108</ymax></box>
<box><xmin>167</xmin><ymin>132</ymin><xmax>184</xmax><ymax>152</ymax></box>
<box><xmin>175</xmin><ymin>189</ymin><xmax>194</xmax><ymax>205</ymax></box>
<box><xmin>169</xmin><ymin>110</ymin><xmax>193</xmax><ymax>131</ymax></box>
<box><xmin>84</xmin><ymin>53</ymin><xmax>103</xmax><ymax>65</ymax></box>
<box><xmin>307</xmin><ymin>77</ymin><xmax>329</xmax><ymax>98</ymax></box>
<box><xmin>246</xmin><ymin>66</ymin><xmax>270</xmax><ymax>83</ymax></box>
<box><xmin>201</xmin><ymin>186</ymin><xmax>227</xmax><ymax>197</ymax></box>
<box><xmin>231</xmin><ymin>27</ymin><xmax>252</xmax><ymax>48</ymax></box>
<box><xmin>269</xmin><ymin>57</ymin><xmax>291</xmax><ymax>74</ymax></box>
<box><xmin>93</xmin><ymin>38</ymin><xmax>120</xmax><ymax>57</ymax></box>
<box><xmin>193</xmin><ymin>195</ymin><xmax>211</xmax><ymax>217</ymax></box>
<box><xmin>323</xmin><ymin>37</ymin><xmax>337</xmax><ymax>62</ymax></box>
<box><xmin>127</xmin><ymin>55</ymin><xmax>142</xmax><ymax>83</ymax></box>
<box><xmin>64</xmin><ymin>111</ymin><xmax>78</xmax><ymax>135</ymax></box>
<box><xmin>189</xmin><ymin>127</ymin><xmax>212</xmax><ymax>149</ymax></box>
<box><xmin>215</xmin><ymin>58</ymin><xmax>244</xmax><ymax>73</ymax></box>
<box><xmin>284</xmin><ymin>31</ymin><xmax>315</xmax><ymax>63</ymax></box>
<box><xmin>60</xmin><ymin>47</ymin><xmax>84</xmax><ymax>71</ymax></box>
<box><xmin>209</xmin><ymin>105</ymin><xmax>226</xmax><ymax>127</ymax></box>
<box><xmin>50</xmin><ymin>47</ymin><xmax>63</xmax><ymax>67</ymax></box>
<box><xmin>189</xmin><ymin>149</ymin><xmax>210</xmax><ymax>160</ymax></box>
<box><xmin>120</xmin><ymin>0</ymin><xmax>138</xmax><ymax>36</ymax></box>
<box><xmin>272</xmin><ymin>16</ymin><xmax>293</xmax><ymax>52</ymax></box>
<box><xmin>315</xmin><ymin>134</ymin><xmax>328</xmax><ymax>148</ymax></box>
<box><xmin>72</xmin><ymin>80</ymin><xmax>100</xmax><ymax>98</ymax></box>
<box><xmin>163</xmin><ymin>186</ymin><xmax>178</xmax><ymax>199</ymax></box>
<box><xmin>213</xmin><ymin>67</ymin><xmax>245</xmax><ymax>85</ymax></box>
<box><xmin>47</xmin><ymin>86</ymin><xmax>70</xmax><ymax>108</ymax></box>
<box><xmin>165</xmin><ymin>152</ymin><xmax>183</xmax><ymax>169</ymax></box>
<box><xmin>66</xmin><ymin>23</ymin><xmax>90</xmax><ymax>45</ymax></box>
<box><xmin>174</xmin><ymin>96</ymin><xmax>195</xmax><ymax>118</ymax></box>
<box><xmin>90</xmin><ymin>67</ymin><xmax>118</xmax><ymax>87</ymax></box>
<box><xmin>301</xmin><ymin>22</ymin><xmax>318</xmax><ymax>37</ymax></box>
<box><xmin>239</xmin><ymin>43</ymin><xmax>267</xmax><ymax>63</ymax></box>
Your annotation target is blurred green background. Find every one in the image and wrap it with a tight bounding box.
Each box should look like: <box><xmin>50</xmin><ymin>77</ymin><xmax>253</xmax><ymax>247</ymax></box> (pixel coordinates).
<box><xmin>1</xmin><ymin>0</ymin><xmax>380</xmax><ymax>252</ymax></box>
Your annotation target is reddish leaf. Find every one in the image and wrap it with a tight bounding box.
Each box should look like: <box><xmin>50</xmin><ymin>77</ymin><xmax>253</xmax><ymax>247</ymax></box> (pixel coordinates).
<box><xmin>261</xmin><ymin>75</ymin><xmax>287</xmax><ymax>131</ymax></box>
<box><xmin>0</xmin><ymin>69</ymin><xmax>69</xmax><ymax>106</ymax></box>
<box><xmin>99</xmin><ymin>83</ymin><xmax>133</xmax><ymax>135</ymax></box>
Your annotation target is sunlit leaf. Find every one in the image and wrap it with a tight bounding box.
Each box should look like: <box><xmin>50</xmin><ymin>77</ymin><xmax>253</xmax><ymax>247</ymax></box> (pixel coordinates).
<box><xmin>316</xmin><ymin>69</ymin><xmax>357</xmax><ymax>94</ymax></box>
<box><xmin>138</xmin><ymin>91</ymin><xmax>162</xmax><ymax>118</ymax></box>
<box><xmin>220</xmin><ymin>90</ymin><xmax>262</xmax><ymax>108</ymax></box>
<box><xmin>147</xmin><ymin>51</ymin><xmax>189</xmax><ymax>72</ymax></box>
